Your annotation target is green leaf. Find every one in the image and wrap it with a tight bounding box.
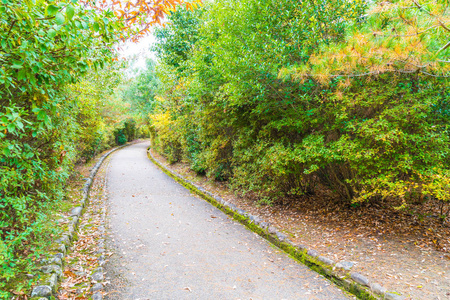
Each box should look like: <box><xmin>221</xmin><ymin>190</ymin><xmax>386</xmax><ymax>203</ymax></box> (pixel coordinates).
<box><xmin>17</xmin><ymin>69</ymin><xmax>26</xmax><ymax>80</ymax></box>
<box><xmin>93</xmin><ymin>22</ymin><xmax>100</xmax><ymax>32</ymax></box>
<box><xmin>11</xmin><ymin>63</ymin><xmax>23</xmax><ymax>69</ymax></box>
<box><xmin>55</xmin><ymin>12</ymin><xmax>65</xmax><ymax>25</ymax></box>
<box><xmin>37</xmin><ymin>110</ymin><xmax>46</xmax><ymax>121</ymax></box>
<box><xmin>3</xmin><ymin>147</ymin><xmax>10</xmax><ymax>156</ymax></box>
<box><xmin>7</xmin><ymin>123</ymin><xmax>15</xmax><ymax>133</ymax></box>
<box><xmin>47</xmin><ymin>29</ymin><xmax>57</xmax><ymax>38</ymax></box>
<box><xmin>46</xmin><ymin>4</ymin><xmax>59</xmax><ymax>16</ymax></box>
<box><xmin>16</xmin><ymin>121</ymin><xmax>23</xmax><ymax>131</ymax></box>
<box><xmin>66</xmin><ymin>5</ymin><xmax>75</xmax><ymax>21</ymax></box>
<box><xmin>43</xmin><ymin>115</ymin><xmax>51</xmax><ymax>125</ymax></box>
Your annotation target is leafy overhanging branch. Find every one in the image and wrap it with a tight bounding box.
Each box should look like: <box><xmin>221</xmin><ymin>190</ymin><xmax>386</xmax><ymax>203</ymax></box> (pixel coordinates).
<box><xmin>278</xmin><ymin>0</ymin><xmax>450</xmax><ymax>83</ymax></box>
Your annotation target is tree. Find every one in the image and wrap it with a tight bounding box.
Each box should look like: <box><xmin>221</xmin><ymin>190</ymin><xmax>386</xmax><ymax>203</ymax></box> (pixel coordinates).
<box><xmin>107</xmin><ymin>0</ymin><xmax>203</xmax><ymax>41</ymax></box>
<box><xmin>0</xmin><ymin>0</ymin><xmax>195</xmax><ymax>295</ymax></box>
<box><xmin>149</xmin><ymin>0</ymin><xmax>450</xmax><ymax>208</ymax></box>
<box><xmin>279</xmin><ymin>0</ymin><xmax>450</xmax><ymax>81</ymax></box>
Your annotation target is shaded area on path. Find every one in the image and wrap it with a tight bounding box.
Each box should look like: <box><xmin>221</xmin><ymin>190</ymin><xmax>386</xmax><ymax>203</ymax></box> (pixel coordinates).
<box><xmin>104</xmin><ymin>142</ymin><xmax>353</xmax><ymax>299</ymax></box>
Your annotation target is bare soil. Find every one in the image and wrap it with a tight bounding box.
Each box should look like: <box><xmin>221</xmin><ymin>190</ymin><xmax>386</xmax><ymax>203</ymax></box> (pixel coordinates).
<box><xmin>150</xmin><ymin>149</ymin><xmax>450</xmax><ymax>300</ymax></box>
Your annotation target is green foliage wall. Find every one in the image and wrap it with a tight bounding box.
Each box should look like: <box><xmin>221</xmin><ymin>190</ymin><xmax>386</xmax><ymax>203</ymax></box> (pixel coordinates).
<box><xmin>150</xmin><ymin>0</ymin><xmax>449</xmax><ymax>208</ymax></box>
<box><xmin>119</xmin><ymin>59</ymin><xmax>160</xmax><ymax>138</ymax></box>
<box><xmin>0</xmin><ymin>0</ymin><xmax>127</xmax><ymax>295</ymax></box>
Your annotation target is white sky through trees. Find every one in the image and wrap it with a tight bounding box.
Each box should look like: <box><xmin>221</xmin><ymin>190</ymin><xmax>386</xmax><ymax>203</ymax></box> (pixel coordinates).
<box><xmin>120</xmin><ymin>33</ymin><xmax>157</xmax><ymax>75</ymax></box>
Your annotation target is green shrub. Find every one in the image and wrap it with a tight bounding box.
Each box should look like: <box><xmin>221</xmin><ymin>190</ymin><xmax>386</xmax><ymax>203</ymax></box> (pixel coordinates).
<box><xmin>0</xmin><ymin>0</ymin><xmax>124</xmax><ymax>294</ymax></box>
<box><xmin>149</xmin><ymin>0</ymin><xmax>449</xmax><ymax>209</ymax></box>
<box><xmin>123</xmin><ymin>118</ymin><xmax>137</xmax><ymax>141</ymax></box>
<box><xmin>117</xmin><ymin>131</ymin><xmax>127</xmax><ymax>145</ymax></box>
<box><xmin>114</xmin><ymin>118</ymin><xmax>139</xmax><ymax>146</ymax></box>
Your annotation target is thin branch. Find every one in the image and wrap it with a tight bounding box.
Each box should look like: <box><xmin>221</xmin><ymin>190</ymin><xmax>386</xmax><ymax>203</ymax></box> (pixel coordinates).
<box><xmin>35</xmin><ymin>16</ymin><xmax>55</xmax><ymax>21</ymax></box>
<box><xmin>438</xmin><ymin>20</ymin><xmax>450</xmax><ymax>33</ymax></box>
<box><xmin>435</xmin><ymin>40</ymin><xmax>450</xmax><ymax>56</ymax></box>
<box><xmin>421</xmin><ymin>71</ymin><xmax>450</xmax><ymax>77</ymax></box>
<box><xmin>6</xmin><ymin>20</ymin><xmax>16</xmax><ymax>40</ymax></box>
<box><xmin>299</xmin><ymin>68</ymin><xmax>449</xmax><ymax>80</ymax></box>
<box><xmin>372</xmin><ymin>25</ymin><xmax>438</xmax><ymax>38</ymax></box>
<box><xmin>411</xmin><ymin>0</ymin><xmax>426</xmax><ymax>11</ymax></box>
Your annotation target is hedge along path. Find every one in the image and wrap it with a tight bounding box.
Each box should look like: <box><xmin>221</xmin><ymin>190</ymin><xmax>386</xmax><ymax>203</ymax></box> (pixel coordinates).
<box><xmin>104</xmin><ymin>141</ymin><xmax>353</xmax><ymax>299</ymax></box>
<box><xmin>147</xmin><ymin>145</ymin><xmax>409</xmax><ymax>300</ymax></box>
<box><xmin>29</xmin><ymin>144</ymin><xmax>129</xmax><ymax>300</ymax></box>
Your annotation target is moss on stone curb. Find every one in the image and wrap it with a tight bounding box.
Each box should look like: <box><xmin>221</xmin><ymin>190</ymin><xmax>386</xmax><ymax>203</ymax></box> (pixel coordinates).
<box><xmin>147</xmin><ymin>147</ymin><xmax>378</xmax><ymax>300</ymax></box>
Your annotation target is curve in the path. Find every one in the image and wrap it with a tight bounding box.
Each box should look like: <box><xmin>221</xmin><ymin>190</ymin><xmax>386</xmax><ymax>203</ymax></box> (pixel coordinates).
<box><xmin>105</xmin><ymin>142</ymin><xmax>353</xmax><ymax>300</ymax></box>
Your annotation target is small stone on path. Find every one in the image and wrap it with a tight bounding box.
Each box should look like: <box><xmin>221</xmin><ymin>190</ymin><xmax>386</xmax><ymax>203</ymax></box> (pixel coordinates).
<box><xmin>336</xmin><ymin>261</ymin><xmax>354</xmax><ymax>271</ymax></box>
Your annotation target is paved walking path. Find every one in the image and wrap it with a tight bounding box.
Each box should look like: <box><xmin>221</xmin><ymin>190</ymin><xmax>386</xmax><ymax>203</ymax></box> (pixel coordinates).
<box><xmin>104</xmin><ymin>142</ymin><xmax>353</xmax><ymax>299</ymax></box>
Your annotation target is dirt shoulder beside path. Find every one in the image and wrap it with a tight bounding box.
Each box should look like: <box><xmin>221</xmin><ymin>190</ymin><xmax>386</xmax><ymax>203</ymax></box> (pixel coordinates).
<box><xmin>150</xmin><ymin>149</ymin><xmax>450</xmax><ymax>300</ymax></box>
<box><xmin>57</xmin><ymin>150</ymin><xmax>114</xmax><ymax>299</ymax></box>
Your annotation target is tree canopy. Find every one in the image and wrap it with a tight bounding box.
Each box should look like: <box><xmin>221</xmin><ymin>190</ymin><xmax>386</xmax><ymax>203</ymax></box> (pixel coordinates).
<box><xmin>150</xmin><ymin>0</ymin><xmax>449</xmax><ymax>207</ymax></box>
<box><xmin>0</xmin><ymin>0</ymin><xmax>194</xmax><ymax>296</ymax></box>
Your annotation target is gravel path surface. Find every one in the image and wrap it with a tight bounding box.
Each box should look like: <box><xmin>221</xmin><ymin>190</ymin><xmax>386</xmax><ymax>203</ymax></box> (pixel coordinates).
<box><xmin>104</xmin><ymin>142</ymin><xmax>353</xmax><ymax>299</ymax></box>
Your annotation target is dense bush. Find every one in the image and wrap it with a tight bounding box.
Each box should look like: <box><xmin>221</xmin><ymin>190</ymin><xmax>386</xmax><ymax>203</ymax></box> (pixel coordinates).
<box><xmin>67</xmin><ymin>67</ymin><xmax>129</xmax><ymax>161</ymax></box>
<box><xmin>0</xmin><ymin>0</ymin><xmax>125</xmax><ymax>295</ymax></box>
<box><xmin>0</xmin><ymin>0</ymin><xmax>203</xmax><ymax>295</ymax></box>
<box><xmin>150</xmin><ymin>0</ymin><xmax>449</xmax><ymax>210</ymax></box>
<box><xmin>114</xmin><ymin>118</ymin><xmax>138</xmax><ymax>145</ymax></box>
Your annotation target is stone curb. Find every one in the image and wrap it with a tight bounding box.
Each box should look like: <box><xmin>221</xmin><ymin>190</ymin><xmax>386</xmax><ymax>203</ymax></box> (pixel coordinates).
<box><xmin>147</xmin><ymin>147</ymin><xmax>407</xmax><ymax>300</ymax></box>
<box><xmin>29</xmin><ymin>144</ymin><xmax>129</xmax><ymax>299</ymax></box>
